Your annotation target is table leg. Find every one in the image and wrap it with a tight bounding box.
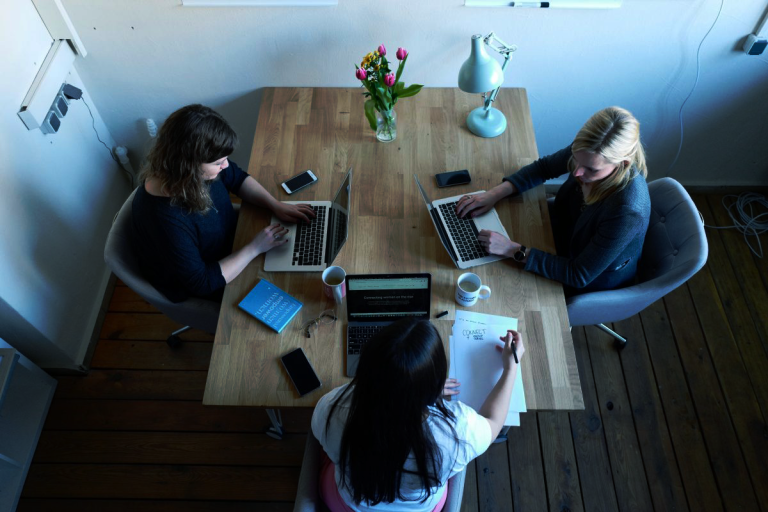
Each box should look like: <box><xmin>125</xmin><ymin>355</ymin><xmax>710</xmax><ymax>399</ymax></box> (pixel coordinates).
<box><xmin>266</xmin><ymin>408</ymin><xmax>284</xmax><ymax>440</ymax></box>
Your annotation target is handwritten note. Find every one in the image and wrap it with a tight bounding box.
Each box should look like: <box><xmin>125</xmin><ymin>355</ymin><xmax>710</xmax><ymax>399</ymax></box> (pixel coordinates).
<box><xmin>449</xmin><ymin>312</ymin><xmax>525</xmax><ymax>426</ymax></box>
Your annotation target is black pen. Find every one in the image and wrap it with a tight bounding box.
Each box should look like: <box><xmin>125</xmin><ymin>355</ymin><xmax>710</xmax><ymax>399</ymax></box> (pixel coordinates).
<box><xmin>512</xmin><ymin>342</ymin><xmax>519</xmax><ymax>364</ymax></box>
<box><xmin>436</xmin><ymin>310</ymin><xmax>449</xmax><ymax>319</ymax></box>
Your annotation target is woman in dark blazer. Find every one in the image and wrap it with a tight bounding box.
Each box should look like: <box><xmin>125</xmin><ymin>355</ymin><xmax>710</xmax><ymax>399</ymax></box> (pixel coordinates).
<box><xmin>456</xmin><ymin>106</ymin><xmax>651</xmax><ymax>295</ymax></box>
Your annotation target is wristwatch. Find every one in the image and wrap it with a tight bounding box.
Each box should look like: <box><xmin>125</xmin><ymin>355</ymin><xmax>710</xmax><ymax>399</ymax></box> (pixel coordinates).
<box><xmin>513</xmin><ymin>245</ymin><xmax>527</xmax><ymax>263</ymax></box>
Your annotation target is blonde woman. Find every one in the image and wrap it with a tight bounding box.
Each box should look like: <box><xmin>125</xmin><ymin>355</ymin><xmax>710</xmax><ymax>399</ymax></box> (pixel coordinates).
<box><xmin>456</xmin><ymin>106</ymin><xmax>651</xmax><ymax>295</ymax></box>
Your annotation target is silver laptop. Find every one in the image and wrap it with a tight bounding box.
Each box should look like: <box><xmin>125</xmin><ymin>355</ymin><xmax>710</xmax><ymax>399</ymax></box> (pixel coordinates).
<box><xmin>414</xmin><ymin>175</ymin><xmax>510</xmax><ymax>269</ymax></box>
<box><xmin>264</xmin><ymin>168</ymin><xmax>352</xmax><ymax>272</ymax></box>
<box><xmin>345</xmin><ymin>273</ymin><xmax>432</xmax><ymax>377</ymax></box>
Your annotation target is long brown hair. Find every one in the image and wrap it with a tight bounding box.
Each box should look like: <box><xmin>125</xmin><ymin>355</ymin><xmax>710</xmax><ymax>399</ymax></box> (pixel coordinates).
<box><xmin>140</xmin><ymin>104</ymin><xmax>238</xmax><ymax>213</ymax></box>
<box><xmin>569</xmin><ymin>106</ymin><xmax>648</xmax><ymax>205</ymax></box>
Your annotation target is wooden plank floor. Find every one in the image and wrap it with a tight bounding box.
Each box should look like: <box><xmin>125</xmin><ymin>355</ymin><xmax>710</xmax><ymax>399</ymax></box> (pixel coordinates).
<box><xmin>18</xmin><ymin>193</ymin><xmax>768</xmax><ymax>512</ymax></box>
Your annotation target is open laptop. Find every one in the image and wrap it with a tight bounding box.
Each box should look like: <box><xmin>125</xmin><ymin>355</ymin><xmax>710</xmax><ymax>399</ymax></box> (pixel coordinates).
<box><xmin>414</xmin><ymin>175</ymin><xmax>510</xmax><ymax>269</ymax></box>
<box><xmin>345</xmin><ymin>273</ymin><xmax>432</xmax><ymax>377</ymax></box>
<box><xmin>264</xmin><ymin>168</ymin><xmax>352</xmax><ymax>272</ymax></box>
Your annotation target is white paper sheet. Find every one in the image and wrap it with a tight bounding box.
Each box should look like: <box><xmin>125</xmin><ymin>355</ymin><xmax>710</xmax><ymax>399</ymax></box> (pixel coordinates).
<box><xmin>449</xmin><ymin>312</ymin><xmax>525</xmax><ymax>426</ymax></box>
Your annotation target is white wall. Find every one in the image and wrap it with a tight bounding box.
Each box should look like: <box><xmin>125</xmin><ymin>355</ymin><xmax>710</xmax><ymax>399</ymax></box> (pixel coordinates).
<box><xmin>0</xmin><ymin>0</ymin><xmax>131</xmax><ymax>368</ymax></box>
<box><xmin>61</xmin><ymin>0</ymin><xmax>768</xmax><ymax>186</ymax></box>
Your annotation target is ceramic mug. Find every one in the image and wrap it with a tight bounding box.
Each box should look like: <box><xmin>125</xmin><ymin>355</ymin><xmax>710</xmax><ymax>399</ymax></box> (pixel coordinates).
<box><xmin>322</xmin><ymin>266</ymin><xmax>346</xmax><ymax>304</ymax></box>
<box><xmin>455</xmin><ymin>272</ymin><xmax>491</xmax><ymax>307</ymax></box>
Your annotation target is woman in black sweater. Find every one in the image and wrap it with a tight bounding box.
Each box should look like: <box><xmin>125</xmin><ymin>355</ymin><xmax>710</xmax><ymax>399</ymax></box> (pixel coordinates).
<box><xmin>132</xmin><ymin>104</ymin><xmax>314</xmax><ymax>302</ymax></box>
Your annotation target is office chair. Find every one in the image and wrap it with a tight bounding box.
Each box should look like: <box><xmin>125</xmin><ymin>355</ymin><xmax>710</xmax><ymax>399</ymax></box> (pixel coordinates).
<box><xmin>104</xmin><ymin>189</ymin><xmax>221</xmax><ymax>347</ymax></box>
<box><xmin>566</xmin><ymin>177</ymin><xmax>708</xmax><ymax>349</ymax></box>
<box><xmin>293</xmin><ymin>431</ymin><xmax>467</xmax><ymax>512</ymax></box>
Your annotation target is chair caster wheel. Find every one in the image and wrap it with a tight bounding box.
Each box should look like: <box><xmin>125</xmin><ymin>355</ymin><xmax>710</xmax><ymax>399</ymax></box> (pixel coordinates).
<box><xmin>166</xmin><ymin>334</ymin><xmax>182</xmax><ymax>348</ymax></box>
<box><xmin>614</xmin><ymin>337</ymin><xmax>627</xmax><ymax>351</ymax></box>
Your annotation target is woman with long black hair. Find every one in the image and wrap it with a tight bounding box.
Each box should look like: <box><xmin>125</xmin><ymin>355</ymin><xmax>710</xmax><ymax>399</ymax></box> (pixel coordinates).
<box><xmin>311</xmin><ymin>318</ymin><xmax>524</xmax><ymax>511</ymax></box>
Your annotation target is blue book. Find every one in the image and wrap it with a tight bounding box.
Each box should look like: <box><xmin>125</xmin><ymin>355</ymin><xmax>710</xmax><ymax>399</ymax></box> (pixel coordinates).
<box><xmin>239</xmin><ymin>280</ymin><xmax>303</xmax><ymax>333</ymax></box>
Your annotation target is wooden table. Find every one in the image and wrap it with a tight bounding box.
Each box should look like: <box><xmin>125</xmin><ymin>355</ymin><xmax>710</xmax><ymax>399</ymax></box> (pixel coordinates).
<box><xmin>203</xmin><ymin>87</ymin><xmax>584</xmax><ymax>416</ymax></box>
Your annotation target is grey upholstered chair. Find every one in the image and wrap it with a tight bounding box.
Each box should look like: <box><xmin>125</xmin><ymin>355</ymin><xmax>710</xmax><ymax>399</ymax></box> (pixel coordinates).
<box><xmin>293</xmin><ymin>432</ymin><xmax>467</xmax><ymax>512</ymax></box>
<box><xmin>566</xmin><ymin>177</ymin><xmax>708</xmax><ymax>348</ymax></box>
<box><xmin>104</xmin><ymin>188</ymin><xmax>221</xmax><ymax>347</ymax></box>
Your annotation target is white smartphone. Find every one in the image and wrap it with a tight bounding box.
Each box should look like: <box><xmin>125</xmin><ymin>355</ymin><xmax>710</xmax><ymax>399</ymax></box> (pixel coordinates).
<box><xmin>281</xmin><ymin>170</ymin><xmax>318</xmax><ymax>194</ymax></box>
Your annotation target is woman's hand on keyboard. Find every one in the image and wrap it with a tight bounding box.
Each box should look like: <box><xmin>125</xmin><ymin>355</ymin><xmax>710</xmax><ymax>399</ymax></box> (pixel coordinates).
<box><xmin>478</xmin><ymin>230</ymin><xmax>519</xmax><ymax>259</ymax></box>
<box><xmin>456</xmin><ymin>181</ymin><xmax>517</xmax><ymax>219</ymax></box>
<box><xmin>456</xmin><ymin>191</ymin><xmax>497</xmax><ymax>219</ymax></box>
<box><xmin>273</xmin><ymin>202</ymin><xmax>316</xmax><ymax>224</ymax></box>
<box><xmin>250</xmin><ymin>223</ymin><xmax>289</xmax><ymax>256</ymax></box>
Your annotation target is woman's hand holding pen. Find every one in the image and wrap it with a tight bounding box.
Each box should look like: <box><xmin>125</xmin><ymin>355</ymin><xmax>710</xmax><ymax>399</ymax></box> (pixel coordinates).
<box><xmin>496</xmin><ymin>330</ymin><xmax>524</xmax><ymax>371</ymax></box>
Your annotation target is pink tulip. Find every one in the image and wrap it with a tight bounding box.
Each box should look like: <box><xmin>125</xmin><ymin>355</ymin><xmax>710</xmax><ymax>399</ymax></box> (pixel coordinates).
<box><xmin>355</xmin><ymin>68</ymin><xmax>367</xmax><ymax>80</ymax></box>
<box><xmin>396</xmin><ymin>47</ymin><xmax>408</xmax><ymax>60</ymax></box>
<box><xmin>384</xmin><ymin>73</ymin><xmax>396</xmax><ymax>88</ymax></box>
<box><xmin>378</xmin><ymin>44</ymin><xmax>387</xmax><ymax>56</ymax></box>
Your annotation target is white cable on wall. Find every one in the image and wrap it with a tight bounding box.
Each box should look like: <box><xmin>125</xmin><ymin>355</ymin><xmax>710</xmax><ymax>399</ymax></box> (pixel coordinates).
<box><xmin>702</xmin><ymin>192</ymin><xmax>768</xmax><ymax>258</ymax></box>
<box><xmin>666</xmin><ymin>0</ymin><xmax>725</xmax><ymax>176</ymax></box>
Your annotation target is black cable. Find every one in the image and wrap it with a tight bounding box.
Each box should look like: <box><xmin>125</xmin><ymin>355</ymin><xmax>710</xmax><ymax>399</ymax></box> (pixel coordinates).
<box><xmin>81</xmin><ymin>96</ymin><xmax>119</xmax><ymax>163</ymax></box>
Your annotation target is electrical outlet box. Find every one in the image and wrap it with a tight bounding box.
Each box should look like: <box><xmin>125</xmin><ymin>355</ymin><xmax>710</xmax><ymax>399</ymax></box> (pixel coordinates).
<box><xmin>51</xmin><ymin>94</ymin><xmax>69</xmax><ymax>117</ymax></box>
<box><xmin>18</xmin><ymin>40</ymin><xmax>75</xmax><ymax>130</ymax></box>
<box><xmin>40</xmin><ymin>111</ymin><xmax>61</xmax><ymax>135</ymax></box>
<box><xmin>743</xmin><ymin>34</ymin><xmax>767</xmax><ymax>55</ymax></box>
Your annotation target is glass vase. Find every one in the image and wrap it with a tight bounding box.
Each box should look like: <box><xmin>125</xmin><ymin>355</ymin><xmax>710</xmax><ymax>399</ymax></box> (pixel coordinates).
<box><xmin>375</xmin><ymin>108</ymin><xmax>397</xmax><ymax>143</ymax></box>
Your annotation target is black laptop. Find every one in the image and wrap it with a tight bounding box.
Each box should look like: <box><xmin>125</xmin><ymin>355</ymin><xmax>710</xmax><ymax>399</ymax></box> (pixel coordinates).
<box><xmin>345</xmin><ymin>273</ymin><xmax>432</xmax><ymax>377</ymax></box>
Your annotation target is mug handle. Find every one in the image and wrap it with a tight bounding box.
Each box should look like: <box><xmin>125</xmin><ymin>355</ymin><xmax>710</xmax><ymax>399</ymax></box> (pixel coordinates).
<box><xmin>478</xmin><ymin>286</ymin><xmax>491</xmax><ymax>300</ymax></box>
<box><xmin>333</xmin><ymin>285</ymin><xmax>343</xmax><ymax>305</ymax></box>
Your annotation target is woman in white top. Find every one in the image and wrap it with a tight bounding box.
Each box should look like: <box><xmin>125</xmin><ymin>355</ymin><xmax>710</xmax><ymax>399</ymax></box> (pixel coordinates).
<box><xmin>311</xmin><ymin>318</ymin><xmax>524</xmax><ymax>511</ymax></box>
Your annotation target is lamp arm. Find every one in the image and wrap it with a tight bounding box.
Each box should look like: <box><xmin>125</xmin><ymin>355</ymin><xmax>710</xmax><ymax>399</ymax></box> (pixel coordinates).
<box><xmin>483</xmin><ymin>52</ymin><xmax>513</xmax><ymax>111</ymax></box>
<box><xmin>484</xmin><ymin>32</ymin><xmax>518</xmax><ymax>56</ymax></box>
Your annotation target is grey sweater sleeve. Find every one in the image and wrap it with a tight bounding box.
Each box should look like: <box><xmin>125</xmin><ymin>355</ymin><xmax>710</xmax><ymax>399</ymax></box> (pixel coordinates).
<box><xmin>523</xmin><ymin>201</ymin><xmax>648</xmax><ymax>289</ymax></box>
<box><xmin>503</xmin><ymin>146</ymin><xmax>573</xmax><ymax>194</ymax></box>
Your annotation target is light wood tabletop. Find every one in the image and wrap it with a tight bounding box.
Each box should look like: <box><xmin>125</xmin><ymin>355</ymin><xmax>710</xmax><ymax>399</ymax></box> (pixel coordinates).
<box><xmin>203</xmin><ymin>87</ymin><xmax>584</xmax><ymax>411</ymax></box>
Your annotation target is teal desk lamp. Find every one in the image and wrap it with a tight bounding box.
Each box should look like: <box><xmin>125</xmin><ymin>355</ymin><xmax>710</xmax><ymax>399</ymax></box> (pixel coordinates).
<box><xmin>458</xmin><ymin>33</ymin><xmax>517</xmax><ymax>138</ymax></box>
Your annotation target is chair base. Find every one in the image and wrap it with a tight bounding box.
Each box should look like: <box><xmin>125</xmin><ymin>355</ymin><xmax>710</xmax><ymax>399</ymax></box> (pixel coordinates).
<box><xmin>167</xmin><ymin>326</ymin><xmax>192</xmax><ymax>348</ymax></box>
<box><xmin>595</xmin><ymin>323</ymin><xmax>627</xmax><ymax>350</ymax></box>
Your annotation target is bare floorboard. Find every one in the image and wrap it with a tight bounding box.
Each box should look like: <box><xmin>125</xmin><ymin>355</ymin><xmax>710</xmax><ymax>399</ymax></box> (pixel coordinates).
<box><xmin>19</xmin><ymin>193</ymin><xmax>768</xmax><ymax>511</ymax></box>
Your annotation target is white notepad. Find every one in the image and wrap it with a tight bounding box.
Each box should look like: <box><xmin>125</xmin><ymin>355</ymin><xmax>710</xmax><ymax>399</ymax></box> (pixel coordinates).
<box><xmin>449</xmin><ymin>311</ymin><xmax>526</xmax><ymax>426</ymax></box>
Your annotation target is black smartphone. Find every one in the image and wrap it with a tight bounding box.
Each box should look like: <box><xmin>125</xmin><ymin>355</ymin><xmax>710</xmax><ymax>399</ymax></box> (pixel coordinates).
<box><xmin>435</xmin><ymin>170</ymin><xmax>471</xmax><ymax>188</ymax></box>
<box><xmin>280</xmin><ymin>348</ymin><xmax>322</xmax><ymax>396</ymax></box>
<box><xmin>281</xmin><ymin>170</ymin><xmax>318</xmax><ymax>194</ymax></box>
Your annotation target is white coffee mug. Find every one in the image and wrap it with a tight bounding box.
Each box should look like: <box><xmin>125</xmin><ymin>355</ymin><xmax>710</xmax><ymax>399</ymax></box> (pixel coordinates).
<box><xmin>322</xmin><ymin>266</ymin><xmax>346</xmax><ymax>305</ymax></box>
<box><xmin>455</xmin><ymin>273</ymin><xmax>491</xmax><ymax>307</ymax></box>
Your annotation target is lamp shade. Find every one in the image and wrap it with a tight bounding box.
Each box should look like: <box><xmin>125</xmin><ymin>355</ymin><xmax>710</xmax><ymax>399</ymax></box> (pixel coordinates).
<box><xmin>458</xmin><ymin>34</ymin><xmax>504</xmax><ymax>93</ymax></box>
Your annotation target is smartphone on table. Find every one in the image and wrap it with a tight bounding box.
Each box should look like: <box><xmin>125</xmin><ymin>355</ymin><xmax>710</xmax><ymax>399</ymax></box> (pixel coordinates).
<box><xmin>435</xmin><ymin>170</ymin><xmax>471</xmax><ymax>188</ymax></box>
<box><xmin>281</xmin><ymin>170</ymin><xmax>318</xmax><ymax>194</ymax></box>
<box><xmin>280</xmin><ymin>348</ymin><xmax>322</xmax><ymax>396</ymax></box>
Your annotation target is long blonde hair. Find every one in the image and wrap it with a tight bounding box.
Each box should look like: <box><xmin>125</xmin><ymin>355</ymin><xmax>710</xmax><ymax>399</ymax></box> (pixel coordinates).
<box><xmin>569</xmin><ymin>106</ymin><xmax>647</xmax><ymax>205</ymax></box>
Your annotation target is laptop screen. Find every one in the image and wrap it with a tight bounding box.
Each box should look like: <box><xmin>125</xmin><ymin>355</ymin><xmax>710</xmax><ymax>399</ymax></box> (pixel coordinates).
<box><xmin>325</xmin><ymin>168</ymin><xmax>352</xmax><ymax>265</ymax></box>
<box><xmin>346</xmin><ymin>274</ymin><xmax>431</xmax><ymax>322</ymax></box>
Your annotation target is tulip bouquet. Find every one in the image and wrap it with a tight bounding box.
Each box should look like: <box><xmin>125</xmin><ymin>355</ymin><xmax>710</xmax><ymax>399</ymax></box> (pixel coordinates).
<box><xmin>355</xmin><ymin>44</ymin><xmax>423</xmax><ymax>141</ymax></box>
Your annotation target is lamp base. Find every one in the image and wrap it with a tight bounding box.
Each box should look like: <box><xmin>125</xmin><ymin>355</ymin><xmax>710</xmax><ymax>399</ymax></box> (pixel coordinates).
<box><xmin>466</xmin><ymin>106</ymin><xmax>507</xmax><ymax>138</ymax></box>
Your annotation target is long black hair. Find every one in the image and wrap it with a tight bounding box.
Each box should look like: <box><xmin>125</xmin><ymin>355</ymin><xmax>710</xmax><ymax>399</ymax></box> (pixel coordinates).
<box><xmin>326</xmin><ymin>318</ymin><xmax>457</xmax><ymax>505</ymax></box>
<box><xmin>140</xmin><ymin>104</ymin><xmax>238</xmax><ymax>213</ymax></box>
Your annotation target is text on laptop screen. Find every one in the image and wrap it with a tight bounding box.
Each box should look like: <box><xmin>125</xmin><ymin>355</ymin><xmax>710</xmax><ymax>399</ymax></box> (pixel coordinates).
<box><xmin>347</xmin><ymin>277</ymin><xmax>430</xmax><ymax>320</ymax></box>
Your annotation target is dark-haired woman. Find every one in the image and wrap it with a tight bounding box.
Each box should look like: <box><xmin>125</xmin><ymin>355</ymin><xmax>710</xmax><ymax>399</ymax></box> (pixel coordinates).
<box><xmin>311</xmin><ymin>319</ymin><xmax>524</xmax><ymax>511</ymax></box>
<box><xmin>132</xmin><ymin>104</ymin><xmax>315</xmax><ymax>303</ymax></box>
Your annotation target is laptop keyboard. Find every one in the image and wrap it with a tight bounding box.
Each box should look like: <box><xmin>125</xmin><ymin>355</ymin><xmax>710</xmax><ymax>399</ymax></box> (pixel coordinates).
<box><xmin>438</xmin><ymin>202</ymin><xmax>490</xmax><ymax>262</ymax></box>
<box><xmin>347</xmin><ymin>325</ymin><xmax>386</xmax><ymax>354</ymax></box>
<box><xmin>292</xmin><ymin>205</ymin><xmax>327</xmax><ymax>266</ymax></box>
